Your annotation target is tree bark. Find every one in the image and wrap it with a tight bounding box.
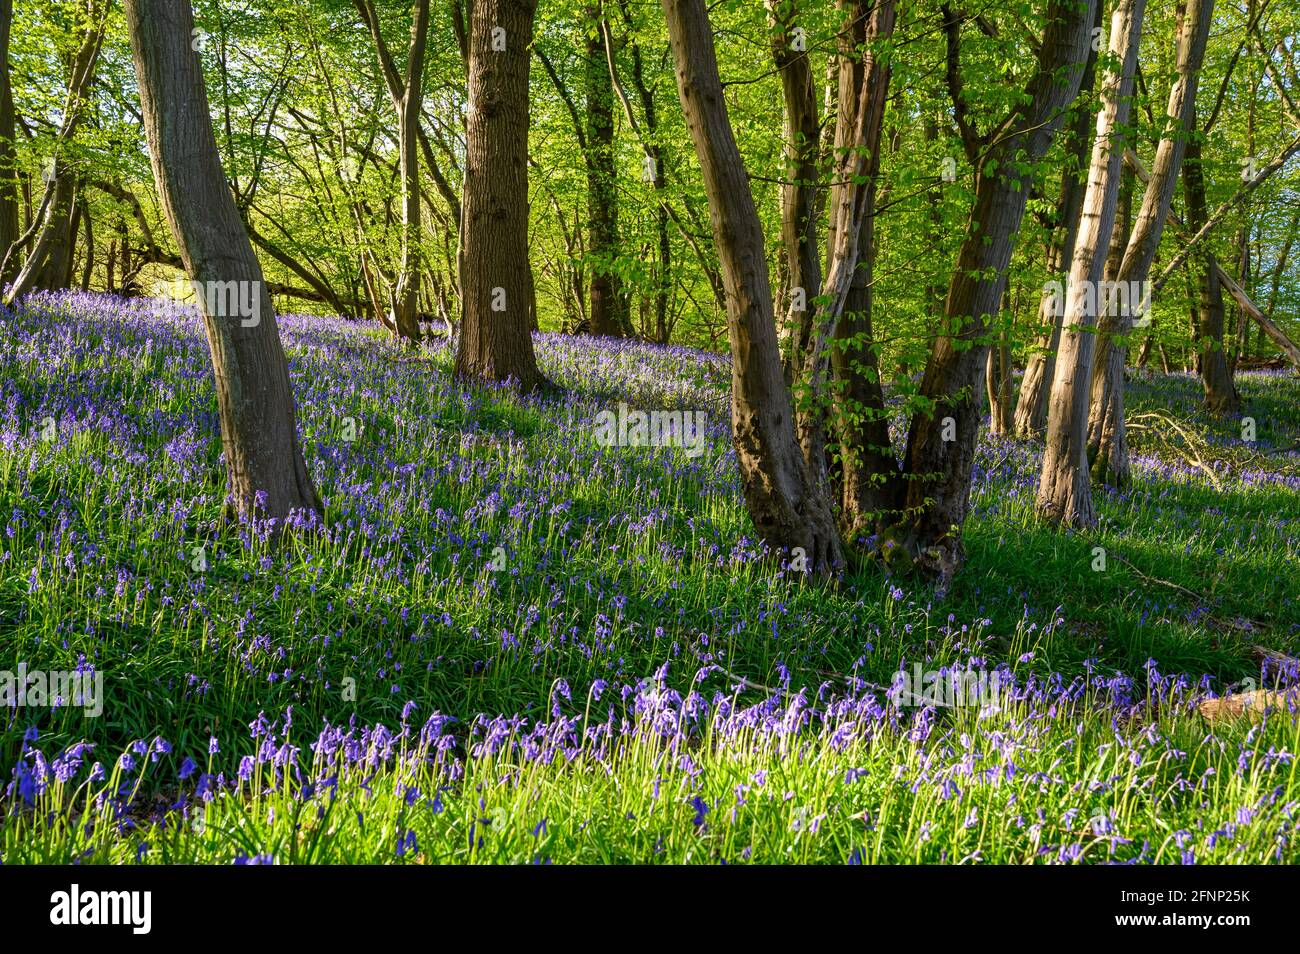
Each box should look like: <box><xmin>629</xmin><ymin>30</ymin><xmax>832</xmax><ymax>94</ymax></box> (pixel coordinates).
<box><xmin>769</xmin><ymin>0</ymin><xmax>822</xmax><ymax>383</ymax></box>
<box><xmin>126</xmin><ymin>0</ymin><xmax>322</xmax><ymax>522</ymax></box>
<box><xmin>1036</xmin><ymin>0</ymin><xmax>1145</xmax><ymax>528</ymax></box>
<box><xmin>453</xmin><ymin>0</ymin><xmax>549</xmax><ymax>391</ymax></box>
<box><xmin>663</xmin><ymin>0</ymin><xmax>843</xmax><ymax>573</ymax></box>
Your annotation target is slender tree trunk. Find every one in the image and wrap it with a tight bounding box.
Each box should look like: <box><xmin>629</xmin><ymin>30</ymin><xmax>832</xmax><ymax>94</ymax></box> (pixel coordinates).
<box><xmin>890</xmin><ymin>0</ymin><xmax>1096</xmax><ymax>586</ymax></box>
<box><xmin>586</xmin><ymin>6</ymin><xmax>625</xmax><ymax>337</ymax></box>
<box><xmin>832</xmin><ymin>0</ymin><xmax>903</xmax><ymax>538</ymax></box>
<box><xmin>1086</xmin><ymin>0</ymin><xmax>1214</xmax><ymax>485</ymax></box>
<box><xmin>1037</xmin><ymin>0</ymin><xmax>1144</xmax><ymax>528</ymax></box>
<box><xmin>1012</xmin><ymin>1</ymin><xmax>1102</xmax><ymax>439</ymax></box>
<box><xmin>664</xmin><ymin>0</ymin><xmax>843</xmax><ymax>573</ymax></box>
<box><xmin>126</xmin><ymin>0</ymin><xmax>321</xmax><ymax>522</ymax></box>
<box><xmin>1184</xmin><ymin>133</ymin><xmax>1239</xmax><ymax>414</ymax></box>
<box><xmin>4</xmin><ymin>0</ymin><xmax>104</xmax><ymax>305</ymax></box>
<box><xmin>769</xmin><ymin>0</ymin><xmax>821</xmax><ymax>382</ymax></box>
<box><xmin>0</xmin><ymin>0</ymin><xmax>16</xmax><ymax>285</ymax></box>
<box><xmin>355</xmin><ymin>0</ymin><xmax>430</xmax><ymax>342</ymax></box>
<box><xmin>454</xmin><ymin>0</ymin><xmax>549</xmax><ymax>391</ymax></box>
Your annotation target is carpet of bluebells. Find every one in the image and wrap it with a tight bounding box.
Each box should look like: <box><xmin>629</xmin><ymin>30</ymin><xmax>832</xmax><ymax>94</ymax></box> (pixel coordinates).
<box><xmin>2</xmin><ymin>290</ymin><xmax>1299</xmax><ymax>863</ymax></box>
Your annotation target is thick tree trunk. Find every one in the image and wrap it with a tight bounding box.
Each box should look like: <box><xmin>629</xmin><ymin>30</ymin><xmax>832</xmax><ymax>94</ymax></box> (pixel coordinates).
<box><xmin>454</xmin><ymin>0</ymin><xmax>549</xmax><ymax>391</ymax></box>
<box><xmin>586</xmin><ymin>7</ymin><xmax>625</xmax><ymax>337</ymax></box>
<box><xmin>664</xmin><ymin>0</ymin><xmax>843</xmax><ymax>573</ymax></box>
<box><xmin>126</xmin><ymin>0</ymin><xmax>321</xmax><ymax>522</ymax></box>
<box><xmin>1036</xmin><ymin>0</ymin><xmax>1143</xmax><ymax>529</ymax></box>
<box><xmin>1183</xmin><ymin>134</ymin><xmax>1239</xmax><ymax>415</ymax></box>
<box><xmin>1012</xmin><ymin>1</ymin><xmax>1102</xmax><ymax>439</ymax></box>
<box><xmin>1086</xmin><ymin>0</ymin><xmax>1214</xmax><ymax>484</ymax></box>
<box><xmin>891</xmin><ymin>0</ymin><xmax>1096</xmax><ymax>585</ymax></box>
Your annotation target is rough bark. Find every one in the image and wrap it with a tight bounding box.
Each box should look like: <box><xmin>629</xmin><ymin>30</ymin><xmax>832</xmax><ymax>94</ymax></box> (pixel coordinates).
<box><xmin>1036</xmin><ymin>0</ymin><xmax>1145</xmax><ymax>529</ymax></box>
<box><xmin>890</xmin><ymin>0</ymin><xmax>1096</xmax><ymax>586</ymax></box>
<box><xmin>663</xmin><ymin>0</ymin><xmax>843</xmax><ymax>573</ymax></box>
<box><xmin>453</xmin><ymin>0</ymin><xmax>549</xmax><ymax>391</ymax></box>
<box><xmin>126</xmin><ymin>0</ymin><xmax>321</xmax><ymax>522</ymax></box>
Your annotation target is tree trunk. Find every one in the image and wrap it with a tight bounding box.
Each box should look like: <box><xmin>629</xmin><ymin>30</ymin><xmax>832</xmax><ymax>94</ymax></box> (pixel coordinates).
<box><xmin>663</xmin><ymin>0</ymin><xmax>843</xmax><ymax>573</ymax></box>
<box><xmin>1183</xmin><ymin>134</ymin><xmax>1239</xmax><ymax>415</ymax></box>
<box><xmin>892</xmin><ymin>0</ymin><xmax>1097</xmax><ymax>586</ymax></box>
<box><xmin>4</xmin><ymin>0</ymin><xmax>104</xmax><ymax>304</ymax></box>
<box><xmin>0</xmin><ymin>0</ymin><xmax>16</xmax><ymax>285</ymax></box>
<box><xmin>126</xmin><ymin>0</ymin><xmax>322</xmax><ymax>522</ymax></box>
<box><xmin>1012</xmin><ymin>0</ymin><xmax>1102</xmax><ymax>439</ymax></box>
<box><xmin>1086</xmin><ymin>0</ymin><xmax>1214</xmax><ymax>485</ymax></box>
<box><xmin>454</xmin><ymin>0</ymin><xmax>549</xmax><ymax>391</ymax></box>
<box><xmin>769</xmin><ymin>0</ymin><xmax>821</xmax><ymax>382</ymax></box>
<box><xmin>586</xmin><ymin>6</ymin><xmax>625</xmax><ymax>337</ymax></box>
<box><xmin>355</xmin><ymin>0</ymin><xmax>430</xmax><ymax>343</ymax></box>
<box><xmin>831</xmin><ymin>0</ymin><xmax>902</xmax><ymax>538</ymax></box>
<box><xmin>1036</xmin><ymin>0</ymin><xmax>1144</xmax><ymax>529</ymax></box>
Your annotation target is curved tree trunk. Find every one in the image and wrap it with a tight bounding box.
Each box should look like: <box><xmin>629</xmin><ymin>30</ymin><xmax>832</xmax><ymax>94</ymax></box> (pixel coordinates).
<box><xmin>126</xmin><ymin>0</ymin><xmax>322</xmax><ymax>522</ymax></box>
<box><xmin>454</xmin><ymin>0</ymin><xmax>549</xmax><ymax>391</ymax></box>
<box><xmin>663</xmin><ymin>0</ymin><xmax>843</xmax><ymax>573</ymax></box>
<box><xmin>0</xmin><ymin>0</ymin><xmax>17</xmax><ymax>286</ymax></box>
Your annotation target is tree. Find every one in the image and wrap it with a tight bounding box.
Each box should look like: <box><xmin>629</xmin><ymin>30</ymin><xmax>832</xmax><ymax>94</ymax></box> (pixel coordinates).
<box><xmin>1011</xmin><ymin>1</ymin><xmax>1103</xmax><ymax>439</ymax></box>
<box><xmin>4</xmin><ymin>0</ymin><xmax>105</xmax><ymax>305</ymax></box>
<box><xmin>1086</xmin><ymin>0</ymin><xmax>1214</xmax><ymax>488</ymax></box>
<box><xmin>453</xmin><ymin>0</ymin><xmax>550</xmax><ymax>392</ymax></box>
<box><xmin>1036</xmin><ymin>0</ymin><xmax>1146</xmax><ymax>528</ymax></box>
<box><xmin>354</xmin><ymin>0</ymin><xmax>431</xmax><ymax>343</ymax></box>
<box><xmin>888</xmin><ymin>0</ymin><xmax>1096</xmax><ymax>584</ymax></box>
<box><xmin>663</xmin><ymin>0</ymin><xmax>844</xmax><ymax>573</ymax></box>
<box><xmin>585</xmin><ymin>4</ymin><xmax>627</xmax><ymax>337</ymax></box>
<box><xmin>125</xmin><ymin>0</ymin><xmax>321</xmax><ymax>522</ymax></box>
